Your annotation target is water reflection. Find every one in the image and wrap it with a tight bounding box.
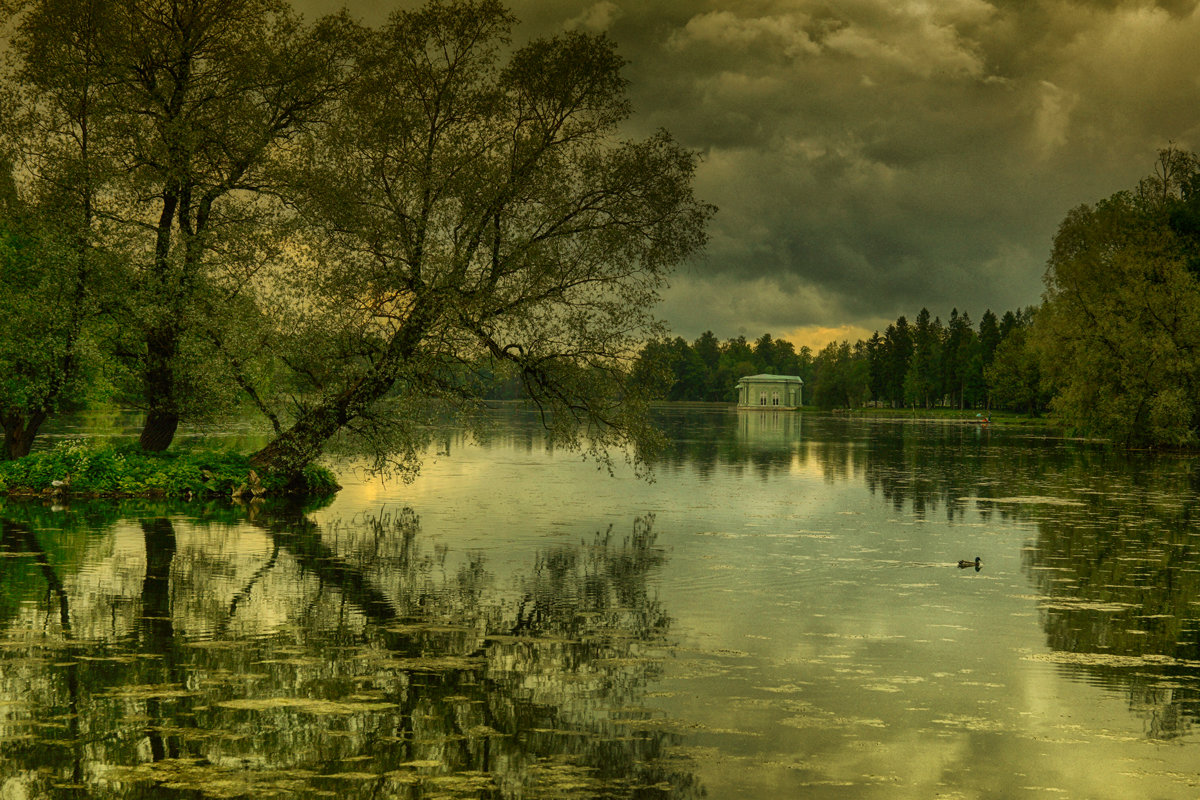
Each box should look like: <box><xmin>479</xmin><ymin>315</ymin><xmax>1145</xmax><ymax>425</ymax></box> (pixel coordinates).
<box><xmin>8</xmin><ymin>408</ymin><xmax>1200</xmax><ymax>797</ymax></box>
<box><xmin>0</xmin><ymin>502</ymin><xmax>701</xmax><ymax>799</ymax></box>
<box><xmin>735</xmin><ymin>410</ymin><xmax>800</xmax><ymax>446</ymax></box>
<box><xmin>1020</xmin><ymin>458</ymin><xmax>1200</xmax><ymax>740</ymax></box>
<box><xmin>652</xmin><ymin>412</ymin><xmax>1200</xmax><ymax>749</ymax></box>
<box><xmin>650</xmin><ymin>406</ymin><xmax>804</xmax><ymax>480</ymax></box>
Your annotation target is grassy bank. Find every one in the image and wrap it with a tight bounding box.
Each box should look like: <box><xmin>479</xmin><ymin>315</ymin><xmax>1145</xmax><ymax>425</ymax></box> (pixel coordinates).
<box><xmin>0</xmin><ymin>440</ymin><xmax>339</xmax><ymax>499</ymax></box>
<box><xmin>810</xmin><ymin>407</ymin><xmax>1058</xmax><ymax>427</ymax></box>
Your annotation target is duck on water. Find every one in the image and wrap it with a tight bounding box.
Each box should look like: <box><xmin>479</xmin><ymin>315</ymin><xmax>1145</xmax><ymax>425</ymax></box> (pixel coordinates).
<box><xmin>958</xmin><ymin>556</ymin><xmax>982</xmax><ymax>571</ymax></box>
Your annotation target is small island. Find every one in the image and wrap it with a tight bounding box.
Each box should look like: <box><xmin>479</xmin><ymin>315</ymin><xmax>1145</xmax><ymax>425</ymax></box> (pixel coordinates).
<box><xmin>0</xmin><ymin>442</ymin><xmax>339</xmax><ymax>500</ymax></box>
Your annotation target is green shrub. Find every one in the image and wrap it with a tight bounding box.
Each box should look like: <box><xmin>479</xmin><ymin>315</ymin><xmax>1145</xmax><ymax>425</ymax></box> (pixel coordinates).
<box><xmin>0</xmin><ymin>442</ymin><xmax>340</xmax><ymax>499</ymax></box>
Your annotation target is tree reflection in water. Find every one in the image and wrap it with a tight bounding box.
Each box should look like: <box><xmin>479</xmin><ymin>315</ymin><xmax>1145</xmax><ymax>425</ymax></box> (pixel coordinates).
<box><xmin>848</xmin><ymin>421</ymin><xmax>1200</xmax><ymax>741</ymax></box>
<box><xmin>1019</xmin><ymin>458</ymin><xmax>1200</xmax><ymax>741</ymax></box>
<box><xmin>0</xmin><ymin>504</ymin><xmax>702</xmax><ymax>799</ymax></box>
<box><xmin>463</xmin><ymin>411</ymin><xmax>1200</xmax><ymax>750</ymax></box>
<box><xmin>653</xmin><ymin>409</ymin><xmax>1200</xmax><ymax>744</ymax></box>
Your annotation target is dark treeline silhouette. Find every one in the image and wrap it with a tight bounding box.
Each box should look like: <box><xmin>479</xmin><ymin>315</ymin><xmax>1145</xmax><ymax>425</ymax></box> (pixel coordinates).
<box><xmin>634</xmin><ymin>306</ymin><xmax>1048</xmax><ymax>412</ymax></box>
<box><xmin>633</xmin><ymin>332</ymin><xmax>815</xmax><ymax>403</ymax></box>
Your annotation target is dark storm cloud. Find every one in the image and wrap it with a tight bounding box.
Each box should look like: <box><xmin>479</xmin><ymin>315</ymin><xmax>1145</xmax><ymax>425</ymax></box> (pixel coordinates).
<box><xmin>295</xmin><ymin>0</ymin><xmax>1200</xmax><ymax>346</ymax></box>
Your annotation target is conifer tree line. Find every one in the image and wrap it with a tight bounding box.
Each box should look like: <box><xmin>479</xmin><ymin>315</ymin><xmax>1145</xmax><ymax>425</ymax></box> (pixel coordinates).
<box><xmin>862</xmin><ymin>306</ymin><xmax>1043</xmax><ymax>412</ymax></box>
<box><xmin>634</xmin><ymin>305</ymin><xmax>1044</xmax><ymax>413</ymax></box>
<box><xmin>641</xmin><ymin>145</ymin><xmax>1200</xmax><ymax>449</ymax></box>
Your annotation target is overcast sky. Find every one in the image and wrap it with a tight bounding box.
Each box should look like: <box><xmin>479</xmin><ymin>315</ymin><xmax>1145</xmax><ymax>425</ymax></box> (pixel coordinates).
<box><xmin>300</xmin><ymin>0</ymin><xmax>1200</xmax><ymax>349</ymax></box>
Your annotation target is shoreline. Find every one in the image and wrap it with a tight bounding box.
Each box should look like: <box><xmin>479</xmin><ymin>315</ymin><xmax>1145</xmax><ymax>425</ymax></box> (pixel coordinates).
<box><xmin>0</xmin><ymin>443</ymin><xmax>339</xmax><ymax>501</ymax></box>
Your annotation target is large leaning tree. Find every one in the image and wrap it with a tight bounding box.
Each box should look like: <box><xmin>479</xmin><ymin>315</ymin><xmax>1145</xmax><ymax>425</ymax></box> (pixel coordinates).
<box><xmin>2</xmin><ymin>0</ymin><xmax>353</xmax><ymax>452</ymax></box>
<box><xmin>249</xmin><ymin>0</ymin><xmax>712</xmax><ymax>476</ymax></box>
<box><xmin>1035</xmin><ymin>146</ymin><xmax>1200</xmax><ymax>446</ymax></box>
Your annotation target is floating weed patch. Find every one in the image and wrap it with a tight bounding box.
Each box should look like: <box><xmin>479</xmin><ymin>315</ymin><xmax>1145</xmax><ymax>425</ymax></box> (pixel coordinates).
<box><xmin>253</xmin><ymin>656</ymin><xmax>325</xmax><ymax>667</ymax></box>
<box><xmin>780</xmin><ymin>713</ymin><xmax>886</xmax><ymax>730</ymax></box>
<box><xmin>611</xmin><ymin>716</ymin><xmax>763</xmax><ymax>736</ymax></box>
<box><xmin>385</xmin><ymin>622</ymin><xmax>477</xmax><ymax>636</ymax></box>
<box><xmin>525</xmin><ymin>728</ymin><xmax>594</xmax><ymax>737</ymax></box>
<box><xmin>930</xmin><ymin>714</ymin><xmax>1010</xmax><ymax>733</ymax></box>
<box><xmin>1024</xmin><ymin>651</ymin><xmax>1200</xmax><ymax>668</ymax></box>
<box><xmin>729</xmin><ymin>697</ymin><xmax>814</xmax><ymax>713</ymax></box>
<box><xmin>98</xmin><ymin>683</ymin><xmax>196</xmax><ymax>700</ymax></box>
<box><xmin>1037</xmin><ymin>599</ymin><xmax>1136</xmax><ymax>613</ymax></box>
<box><xmin>755</xmin><ymin>683</ymin><xmax>809</xmax><ymax>694</ymax></box>
<box><xmin>424</xmin><ymin>772</ymin><xmax>498</xmax><ymax>796</ymax></box>
<box><xmin>105</xmin><ymin>759</ymin><xmax>318</xmax><ymax>799</ymax></box>
<box><xmin>594</xmin><ymin>655</ymin><xmax>663</xmax><ymax>668</ymax></box>
<box><xmin>183</xmin><ymin>639</ymin><xmax>249</xmax><ymax>649</ymax></box>
<box><xmin>143</xmin><ymin>726</ymin><xmax>223</xmax><ymax>742</ymax></box>
<box><xmin>979</xmin><ymin>496</ymin><xmax>1085</xmax><ymax>506</ymax></box>
<box><xmin>216</xmin><ymin>697</ymin><xmax>399</xmax><ymax>714</ymax></box>
<box><xmin>521</xmin><ymin>762</ymin><xmax>601</xmax><ymax>795</ymax></box>
<box><xmin>372</xmin><ymin>655</ymin><xmax>485</xmax><ymax>672</ymax></box>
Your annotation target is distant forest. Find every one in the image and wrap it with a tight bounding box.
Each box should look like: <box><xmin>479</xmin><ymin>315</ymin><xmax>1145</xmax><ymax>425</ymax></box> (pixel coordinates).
<box><xmin>629</xmin><ymin>305</ymin><xmax>1044</xmax><ymax>412</ymax></box>
<box><xmin>633</xmin><ymin>144</ymin><xmax>1200</xmax><ymax>451</ymax></box>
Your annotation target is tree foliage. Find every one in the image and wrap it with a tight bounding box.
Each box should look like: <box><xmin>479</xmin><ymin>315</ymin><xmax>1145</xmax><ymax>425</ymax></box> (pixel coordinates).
<box><xmin>248</xmin><ymin>0</ymin><xmax>713</xmax><ymax>475</ymax></box>
<box><xmin>985</xmin><ymin>322</ymin><xmax>1046</xmax><ymax>414</ymax></box>
<box><xmin>812</xmin><ymin>340</ymin><xmax>869</xmax><ymax>409</ymax></box>
<box><xmin>1036</xmin><ymin>146</ymin><xmax>1200</xmax><ymax>445</ymax></box>
<box><xmin>0</xmin><ymin>0</ymin><xmax>712</xmax><ymax>473</ymax></box>
<box><xmin>0</xmin><ymin>160</ymin><xmax>111</xmax><ymax>459</ymax></box>
<box><xmin>636</xmin><ymin>306</ymin><xmax>1037</xmax><ymax>413</ymax></box>
<box><xmin>633</xmin><ymin>331</ymin><xmax>814</xmax><ymax>403</ymax></box>
<box><xmin>4</xmin><ymin>0</ymin><xmax>353</xmax><ymax>452</ymax></box>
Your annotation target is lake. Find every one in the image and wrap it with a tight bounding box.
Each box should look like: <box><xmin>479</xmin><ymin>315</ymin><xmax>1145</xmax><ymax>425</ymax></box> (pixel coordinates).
<box><xmin>2</xmin><ymin>406</ymin><xmax>1200</xmax><ymax>798</ymax></box>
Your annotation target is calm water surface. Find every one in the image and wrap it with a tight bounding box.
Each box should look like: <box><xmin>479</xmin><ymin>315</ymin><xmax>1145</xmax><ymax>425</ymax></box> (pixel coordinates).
<box><xmin>3</xmin><ymin>407</ymin><xmax>1200</xmax><ymax>798</ymax></box>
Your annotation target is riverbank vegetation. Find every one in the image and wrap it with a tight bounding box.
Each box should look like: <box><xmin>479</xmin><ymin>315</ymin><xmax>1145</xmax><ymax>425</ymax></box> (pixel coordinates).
<box><xmin>634</xmin><ymin>305</ymin><xmax>1042</xmax><ymax>414</ymax></box>
<box><xmin>2</xmin><ymin>0</ymin><xmax>1198</xmax><ymax>473</ymax></box>
<box><xmin>636</xmin><ymin>146</ymin><xmax>1200</xmax><ymax>448</ymax></box>
<box><xmin>1037</xmin><ymin>147</ymin><xmax>1200</xmax><ymax>447</ymax></box>
<box><xmin>0</xmin><ymin>440</ymin><xmax>339</xmax><ymax>499</ymax></box>
<box><xmin>0</xmin><ymin>0</ymin><xmax>712</xmax><ymax>478</ymax></box>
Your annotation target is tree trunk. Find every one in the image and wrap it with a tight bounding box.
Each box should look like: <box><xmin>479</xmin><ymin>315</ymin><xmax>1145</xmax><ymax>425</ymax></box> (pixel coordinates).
<box><xmin>139</xmin><ymin>409</ymin><xmax>180</xmax><ymax>452</ymax></box>
<box><xmin>248</xmin><ymin>402</ymin><xmax>348</xmax><ymax>475</ymax></box>
<box><xmin>249</xmin><ymin>366</ymin><xmax>398</xmax><ymax>474</ymax></box>
<box><xmin>251</xmin><ymin>310</ymin><xmax>430</xmax><ymax>475</ymax></box>
<box><xmin>1</xmin><ymin>410</ymin><xmax>47</xmax><ymax>461</ymax></box>
<box><xmin>139</xmin><ymin>325</ymin><xmax>181</xmax><ymax>452</ymax></box>
<box><xmin>250</xmin><ymin>345</ymin><xmax>422</xmax><ymax>475</ymax></box>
